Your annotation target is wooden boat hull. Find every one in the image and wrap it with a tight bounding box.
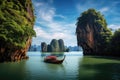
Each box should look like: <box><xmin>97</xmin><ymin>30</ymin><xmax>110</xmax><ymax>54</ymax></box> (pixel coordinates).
<box><xmin>44</xmin><ymin>55</ymin><xmax>65</xmax><ymax>64</ymax></box>
<box><xmin>44</xmin><ymin>59</ymin><xmax>64</xmax><ymax>64</ymax></box>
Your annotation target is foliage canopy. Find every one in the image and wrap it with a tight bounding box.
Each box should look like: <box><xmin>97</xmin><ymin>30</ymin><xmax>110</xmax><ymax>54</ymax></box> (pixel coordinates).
<box><xmin>111</xmin><ymin>29</ymin><xmax>120</xmax><ymax>53</ymax></box>
<box><xmin>0</xmin><ymin>0</ymin><xmax>36</xmax><ymax>48</ymax></box>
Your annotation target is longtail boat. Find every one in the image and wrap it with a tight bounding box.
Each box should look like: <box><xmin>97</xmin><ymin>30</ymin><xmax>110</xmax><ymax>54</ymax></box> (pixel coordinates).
<box><xmin>44</xmin><ymin>55</ymin><xmax>66</xmax><ymax>64</ymax></box>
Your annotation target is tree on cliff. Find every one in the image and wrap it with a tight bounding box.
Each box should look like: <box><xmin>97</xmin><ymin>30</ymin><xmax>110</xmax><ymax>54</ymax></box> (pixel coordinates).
<box><xmin>110</xmin><ymin>29</ymin><xmax>120</xmax><ymax>54</ymax></box>
<box><xmin>76</xmin><ymin>8</ymin><xmax>112</xmax><ymax>55</ymax></box>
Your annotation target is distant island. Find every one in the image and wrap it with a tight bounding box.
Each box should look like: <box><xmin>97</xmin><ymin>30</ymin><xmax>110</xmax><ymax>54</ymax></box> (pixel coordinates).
<box><xmin>41</xmin><ymin>39</ymin><xmax>68</xmax><ymax>52</ymax></box>
<box><xmin>28</xmin><ymin>45</ymin><xmax>82</xmax><ymax>52</ymax></box>
<box><xmin>76</xmin><ymin>8</ymin><xmax>120</xmax><ymax>56</ymax></box>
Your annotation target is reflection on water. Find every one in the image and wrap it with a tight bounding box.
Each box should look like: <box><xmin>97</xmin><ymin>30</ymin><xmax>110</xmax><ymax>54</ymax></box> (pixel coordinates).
<box><xmin>0</xmin><ymin>60</ymin><xmax>27</xmax><ymax>80</ymax></box>
<box><xmin>77</xmin><ymin>56</ymin><xmax>120</xmax><ymax>80</ymax></box>
<box><xmin>0</xmin><ymin>52</ymin><xmax>120</xmax><ymax>80</ymax></box>
<box><xmin>41</xmin><ymin>52</ymin><xmax>64</xmax><ymax>57</ymax></box>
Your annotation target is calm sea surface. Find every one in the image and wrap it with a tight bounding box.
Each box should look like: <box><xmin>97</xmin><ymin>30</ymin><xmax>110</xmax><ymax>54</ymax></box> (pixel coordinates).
<box><xmin>0</xmin><ymin>51</ymin><xmax>120</xmax><ymax>80</ymax></box>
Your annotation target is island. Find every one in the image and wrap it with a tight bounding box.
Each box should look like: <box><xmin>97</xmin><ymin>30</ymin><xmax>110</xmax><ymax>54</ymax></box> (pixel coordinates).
<box><xmin>76</xmin><ymin>8</ymin><xmax>120</xmax><ymax>56</ymax></box>
<box><xmin>41</xmin><ymin>39</ymin><xmax>68</xmax><ymax>52</ymax></box>
<box><xmin>0</xmin><ymin>0</ymin><xmax>36</xmax><ymax>62</ymax></box>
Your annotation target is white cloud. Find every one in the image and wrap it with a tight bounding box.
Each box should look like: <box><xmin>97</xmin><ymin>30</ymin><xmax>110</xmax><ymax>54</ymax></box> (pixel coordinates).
<box><xmin>33</xmin><ymin>25</ymin><xmax>70</xmax><ymax>40</ymax></box>
<box><xmin>76</xmin><ymin>4</ymin><xmax>86</xmax><ymax>13</ymax></box>
<box><xmin>76</xmin><ymin>1</ymin><xmax>99</xmax><ymax>13</ymax></box>
<box><xmin>34</xmin><ymin>1</ymin><xmax>66</xmax><ymax>22</ymax></box>
<box><xmin>34</xmin><ymin>26</ymin><xmax>50</xmax><ymax>39</ymax></box>
<box><xmin>76</xmin><ymin>1</ymin><xmax>110</xmax><ymax>14</ymax></box>
<box><xmin>99</xmin><ymin>7</ymin><xmax>109</xmax><ymax>13</ymax></box>
<box><xmin>34</xmin><ymin>2</ymin><xmax>43</xmax><ymax>7</ymax></box>
<box><xmin>38</xmin><ymin>7</ymin><xmax>55</xmax><ymax>22</ymax></box>
<box><xmin>36</xmin><ymin>20</ymin><xmax>76</xmax><ymax>36</ymax></box>
<box><xmin>108</xmin><ymin>24</ymin><xmax>120</xmax><ymax>30</ymax></box>
<box><xmin>33</xmin><ymin>1</ymin><xmax>55</xmax><ymax>22</ymax></box>
<box><xmin>54</xmin><ymin>15</ymin><xmax>66</xmax><ymax>19</ymax></box>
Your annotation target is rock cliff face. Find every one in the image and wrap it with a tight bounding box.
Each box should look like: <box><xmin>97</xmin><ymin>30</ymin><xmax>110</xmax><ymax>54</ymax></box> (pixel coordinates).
<box><xmin>76</xmin><ymin>9</ymin><xmax>112</xmax><ymax>55</ymax></box>
<box><xmin>58</xmin><ymin>39</ymin><xmax>65</xmax><ymax>52</ymax></box>
<box><xmin>50</xmin><ymin>39</ymin><xmax>60</xmax><ymax>52</ymax></box>
<box><xmin>41</xmin><ymin>39</ymin><xmax>66</xmax><ymax>52</ymax></box>
<box><xmin>41</xmin><ymin>42</ymin><xmax>47</xmax><ymax>52</ymax></box>
<box><xmin>0</xmin><ymin>0</ymin><xmax>35</xmax><ymax>62</ymax></box>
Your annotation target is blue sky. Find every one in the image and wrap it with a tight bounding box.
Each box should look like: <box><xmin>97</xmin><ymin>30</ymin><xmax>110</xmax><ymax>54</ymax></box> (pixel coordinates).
<box><xmin>32</xmin><ymin>0</ymin><xmax>120</xmax><ymax>46</ymax></box>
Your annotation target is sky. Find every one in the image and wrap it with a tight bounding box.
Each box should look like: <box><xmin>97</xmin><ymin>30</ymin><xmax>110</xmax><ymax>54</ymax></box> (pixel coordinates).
<box><xmin>32</xmin><ymin>0</ymin><xmax>120</xmax><ymax>46</ymax></box>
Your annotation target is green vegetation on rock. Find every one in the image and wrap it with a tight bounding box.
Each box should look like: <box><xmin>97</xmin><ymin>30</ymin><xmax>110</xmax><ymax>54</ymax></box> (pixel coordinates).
<box><xmin>0</xmin><ymin>0</ymin><xmax>36</xmax><ymax>48</ymax></box>
<box><xmin>110</xmin><ymin>29</ymin><xmax>120</xmax><ymax>54</ymax></box>
<box><xmin>76</xmin><ymin>8</ymin><xmax>116</xmax><ymax>55</ymax></box>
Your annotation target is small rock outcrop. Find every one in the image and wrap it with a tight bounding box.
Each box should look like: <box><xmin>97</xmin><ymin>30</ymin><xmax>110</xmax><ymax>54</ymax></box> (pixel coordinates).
<box><xmin>41</xmin><ymin>42</ymin><xmax>48</xmax><ymax>52</ymax></box>
<box><xmin>0</xmin><ymin>0</ymin><xmax>35</xmax><ymax>62</ymax></box>
<box><xmin>41</xmin><ymin>39</ymin><xmax>66</xmax><ymax>52</ymax></box>
<box><xmin>76</xmin><ymin>9</ymin><xmax>112</xmax><ymax>55</ymax></box>
<box><xmin>58</xmin><ymin>39</ymin><xmax>65</xmax><ymax>52</ymax></box>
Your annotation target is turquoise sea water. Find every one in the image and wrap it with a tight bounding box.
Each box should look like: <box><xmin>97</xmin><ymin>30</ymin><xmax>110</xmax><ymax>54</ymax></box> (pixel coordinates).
<box><xmin>0</xmin><ymin>51</ymin><xmax>120</xmax><ymax>80</ymax></box>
